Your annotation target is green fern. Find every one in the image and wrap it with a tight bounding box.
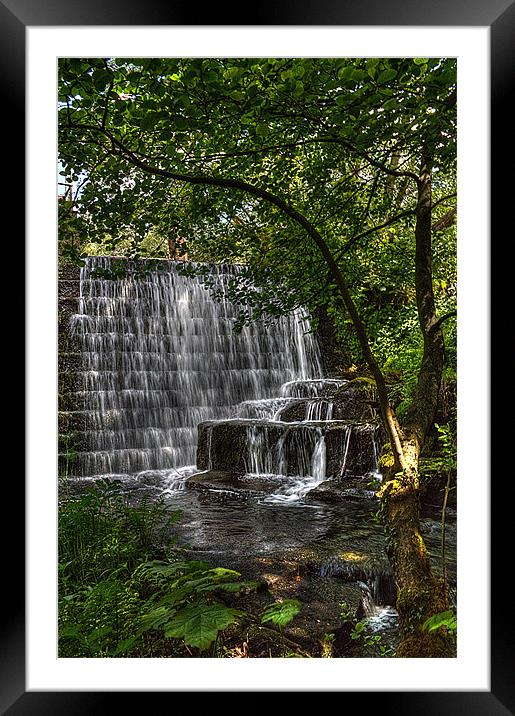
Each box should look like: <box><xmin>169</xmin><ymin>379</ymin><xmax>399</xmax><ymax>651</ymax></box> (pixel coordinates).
<box><xmin>261</xmin><ymin>599</ymin><xmax>301</xmax><ymax>628</ymax></box>
<box><xmin>163</xmin><ymin>602</ymin><xmax>242</xmax><ymax>650</ymax></box>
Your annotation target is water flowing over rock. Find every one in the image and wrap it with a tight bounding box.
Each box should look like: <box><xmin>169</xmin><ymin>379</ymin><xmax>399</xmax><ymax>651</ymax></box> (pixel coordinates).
<box><xmin>62</xmin><ymin>257</ymin><xmax>322</xmax><ymax>477</ymax></box>
<box><xmin>196</xmin><ymin>376</ymin><xmax>384</xmax><ymax>504</ymax></box>
<box><xmin>197</xmin><ymin>417</ymin><xmax>382</xmax><ymax>479</ymax></box>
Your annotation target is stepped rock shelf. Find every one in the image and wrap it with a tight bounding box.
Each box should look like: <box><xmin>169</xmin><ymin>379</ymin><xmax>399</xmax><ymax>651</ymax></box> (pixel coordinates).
<box><xmin>190</xmin><ymin>377</ymin><xmax>384</xmax><ymax>502</ymax></box>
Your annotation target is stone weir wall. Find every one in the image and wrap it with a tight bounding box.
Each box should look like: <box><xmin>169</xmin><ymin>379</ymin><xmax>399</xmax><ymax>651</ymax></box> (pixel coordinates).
<box><xmin>57</xmin><ymin>256</ymin><xmax>326</xmax><ymax>478</ymax></box>
<box><xmin>58</xmin><ymin>261</ymin><xmax>85</xmax><ymax>477</ymax></box>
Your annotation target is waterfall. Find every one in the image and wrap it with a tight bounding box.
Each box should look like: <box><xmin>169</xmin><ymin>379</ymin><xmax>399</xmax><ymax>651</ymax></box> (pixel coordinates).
<box><xmin>244</xmin><ymin>422</ymin><xmax>326</xmax><ymax>479</ymax></box>
<box><xmin>68</xmin><ymin>256</ymin><xmax>323</xmax><ymax>477</ymax></box>
<box><xmin>356</xmin><ymin>580</ymin><xmax>399</xmax><ymax>634</ymax></box>
<box><xmin>304</xmin><ymin>399</ymin><xmax>334</xmax><ymax>421</ymax></box>
<box><xmin>310</xmin><ymin>430</ymin><xmax>327</xmax><ymax>481</ymax></box>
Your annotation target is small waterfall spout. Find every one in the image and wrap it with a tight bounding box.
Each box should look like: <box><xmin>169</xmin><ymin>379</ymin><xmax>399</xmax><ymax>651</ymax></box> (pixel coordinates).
<box><xmin>356</xmin><ymin>580</ymin><xmax>399</xmax><ymax>634</ymax></box>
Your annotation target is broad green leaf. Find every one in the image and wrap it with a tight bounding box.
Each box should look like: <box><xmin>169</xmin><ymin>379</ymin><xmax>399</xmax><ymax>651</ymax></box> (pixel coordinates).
<box><xmin>196</xmin><ymin>579</ymin><xmax>258</xmax><ymax>593</ymax></box>
<box><xmin>164</xmin><ymin>602</ymin><xmax>241</xmax><ymax>650</ymax></box>
<box><xmin>337</xmin><ymin>65</ymin><xmax>354</xmax><ymax>80</ymax></box>
<box><xmin>110</xmin><ymin>636</ymin><xmax>139</xmax><ymax>656</ymax></box>
<box><xmin>422</xmin><ymin>610</ymin><xmax>457</xmax><ymax>633</ymax></box>
<box><xmin>260</xmin><ymin>599</ymin><xmax>301</xmax><ymax>628</ymax></box>
<box><xmin>139</xmin><ymin>559</ymin><xmax>210</xmax><ymax>577</ymax></box>
<box><xmin>255</xmin><ymin>123</ymin><xmax>269</xmax><ymax>137</ymax></box>
<box><xmin>378</xmin><ymin>68</ymin><xmax>397</xmax><ymax>83</ymax></box>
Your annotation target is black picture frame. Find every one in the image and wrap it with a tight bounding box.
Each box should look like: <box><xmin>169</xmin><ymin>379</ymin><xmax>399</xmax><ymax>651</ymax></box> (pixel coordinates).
<box><xmin>7</xmin><ymin>0</ymin><xmax>507</xmax><ymax>712</ymax></box>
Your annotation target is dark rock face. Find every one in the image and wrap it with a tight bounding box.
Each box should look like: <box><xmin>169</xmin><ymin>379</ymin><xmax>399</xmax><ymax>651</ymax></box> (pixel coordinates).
<box><xmin>185</xmin><ymin>470</ymin><xmax>279</xmax><ymax>495</ymax></box>
<box><xmin>197</xmin><ymin>420</ymin><xmax>250</xmax><ymax>474</ymax></box>
<box><xmin>313</xmin><ymin>304</ymin><xmax>352</xmax><ymax>377</ymax></box>
<box><xmin>197</xmin><ymin>419</ymin><xmax>383</xmax><ymax>478</ymax></box>
<box><xmin>325</xmin><ymin>422</ymin><xmax>383</xmax><ymax>477</ymax></box>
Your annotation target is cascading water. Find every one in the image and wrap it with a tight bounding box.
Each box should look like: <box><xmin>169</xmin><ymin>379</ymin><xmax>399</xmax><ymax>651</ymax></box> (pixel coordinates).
<box><xmin>356</xmin><ymin>580</ymin><xmax>399</xmax><ymax>635</ymax></box>
<box><xmin>244</xmin><ymin>422</ymin><xmax>327</xmax><ymax>479</ymax></box>
<box><xmin>197</xmin><ymin>371</ymin><xmax>383</xmax><ymax>501</ymax></box>
<box><xmin>68</xmin><ymin>256</ymin><xmax>323</xmax><ymax>478</ymax></box>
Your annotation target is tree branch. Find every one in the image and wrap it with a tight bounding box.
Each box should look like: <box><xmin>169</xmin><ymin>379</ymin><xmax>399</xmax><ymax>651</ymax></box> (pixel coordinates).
<box><xmin>335</xmin><ymin>207</ymin><xmax>416</xmax><ymax>258</ymax></box>
<box><xmin>433</xmin><ymin>310</ymin><xmax>457</xmax><ymax>331</ymax></box>
<box><xmin>432</xmin><ymin>207</ymin><xmax>457</xmax><ymax>232</ymax></box>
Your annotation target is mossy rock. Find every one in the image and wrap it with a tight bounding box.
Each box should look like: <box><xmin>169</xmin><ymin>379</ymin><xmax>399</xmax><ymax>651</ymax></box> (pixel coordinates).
<box><xmin>58</xmin><ymin>263</ymin><xmax>82</xmax><ymax>281</ymax></box>
<box><xmin>58</xmin><ymin>279</ymin><xmax>81</xmax><ymax>300</ymax></box>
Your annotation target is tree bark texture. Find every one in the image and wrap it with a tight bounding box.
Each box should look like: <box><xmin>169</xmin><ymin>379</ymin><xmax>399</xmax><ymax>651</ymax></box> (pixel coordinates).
<box><xmin>378</xmin><ymin>158</ymin><xmax>454</xmax><ymax>657</ymax></box>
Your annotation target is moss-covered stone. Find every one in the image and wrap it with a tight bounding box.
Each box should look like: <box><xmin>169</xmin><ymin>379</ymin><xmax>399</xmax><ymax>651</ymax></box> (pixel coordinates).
<box><xmin>58</xmin><ymin>411</ymin><xmax>87</xmax><ymax>434</ymax></box>
<box><xmin>58</xmin><ymin>391</ymin><xmax>85</xmax><ymax>412</ymax></box>
<box><xmin>58</xmin><ymin>263</ymin><xmax>81</xmax><ymax>281</ymax></box>
<box><xmin>58</xmin><ymin>352</ymin><xmax>83</xmax><ymax>373</ymax></box>
<box><xmin>58</xmin><ymin>370</ymin><xmax>84</xmax><ymax>396</ymax></box>
<box><xmin>58</xmin><ymin>297</ymin><xmax>80</xmax><ymax>325</ymax></box>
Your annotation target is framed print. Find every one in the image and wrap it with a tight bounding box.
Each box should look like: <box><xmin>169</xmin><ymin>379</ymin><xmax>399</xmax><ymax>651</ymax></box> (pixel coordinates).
<box><xmin>7</xmin><ymin>0</ymin><xmax>509</xmax><ymax>711</ymax></box>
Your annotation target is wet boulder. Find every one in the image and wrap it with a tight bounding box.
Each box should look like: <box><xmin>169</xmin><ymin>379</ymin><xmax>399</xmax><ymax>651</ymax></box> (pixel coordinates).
<box><xmin>185</xmin><ymin>469</ymin><xmax>278</xmax><ymax>495</ymax></box>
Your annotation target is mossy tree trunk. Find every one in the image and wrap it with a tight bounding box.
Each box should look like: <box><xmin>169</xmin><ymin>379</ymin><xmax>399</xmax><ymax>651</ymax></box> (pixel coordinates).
<box><xmin>376</xmin><ymin>156</ymin><xmax>454</xmax><ymax>656</ymax></box>
<box><xmin>378</xmin><ymin>436</ymin><xmax>453</xmax><ymax>657</ymax></box>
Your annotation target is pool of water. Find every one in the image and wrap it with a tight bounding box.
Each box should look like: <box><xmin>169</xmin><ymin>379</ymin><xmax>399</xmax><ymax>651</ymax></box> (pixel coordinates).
<box><xmin>62</xmin><ymin>468</ymin><xmax>456</xmax><ymax>585</ymax></box>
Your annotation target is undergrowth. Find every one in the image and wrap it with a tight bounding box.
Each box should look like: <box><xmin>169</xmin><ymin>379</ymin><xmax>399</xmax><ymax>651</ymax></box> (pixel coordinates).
<box><xmin>58</xmin><ymin>480</ymin><xmax>260</xmax><ymax>657</ymax></box>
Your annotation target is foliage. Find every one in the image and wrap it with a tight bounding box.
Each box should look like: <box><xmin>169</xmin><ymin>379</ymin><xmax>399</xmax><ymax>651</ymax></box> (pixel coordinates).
<box><xmin>136</xmin><ymin>559</ymin><xmax>256</xmax><ymax>650</ymax></box>
<box><xmin>58</xmin><ymin>482</ymin><xmax>254</xmax><ymax>656</ymax></box>
<box><xmin>339</xmin><ymin>601</ymin><xmax>396</xmax><ymax>657</ymax></box>
<box><xmin>435</xmin><ymin>422</ymin><xmax>457</xmax><ymax>470</ymax></box>
<box><xmin>420</xmin><ymin>419</ymin><xmax>457</xmax><ymax>480</ymax></box>
<box><xmin>422</xmin><ymin>609</ymin><xmax>457</xmax><ymax>634</ymax></box>
<box><xmin>58</xmin><ymin>57</ymin><xmax>458</xmax><ymax>656</ymax></box>
<box><xmin>260</xmin><ymin>599</ymin><xmax>301</xmax><ymax>628</ymax></box>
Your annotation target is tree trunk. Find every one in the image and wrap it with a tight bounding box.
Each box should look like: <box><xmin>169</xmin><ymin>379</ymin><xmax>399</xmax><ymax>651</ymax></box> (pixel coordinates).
<box><xmin>377</xmin><ymin>156</ymin><xmax>454</xmax><ymax>657</ymax></box>
<box><xmin>379</xmin><ymin>436</ymin><xmax>453</xmax><ymax>657</ymax></box>
<box><xmin>167</xmin><ymin>236</ymin><xmax>176</xmax><ymax>259</ymax></box>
